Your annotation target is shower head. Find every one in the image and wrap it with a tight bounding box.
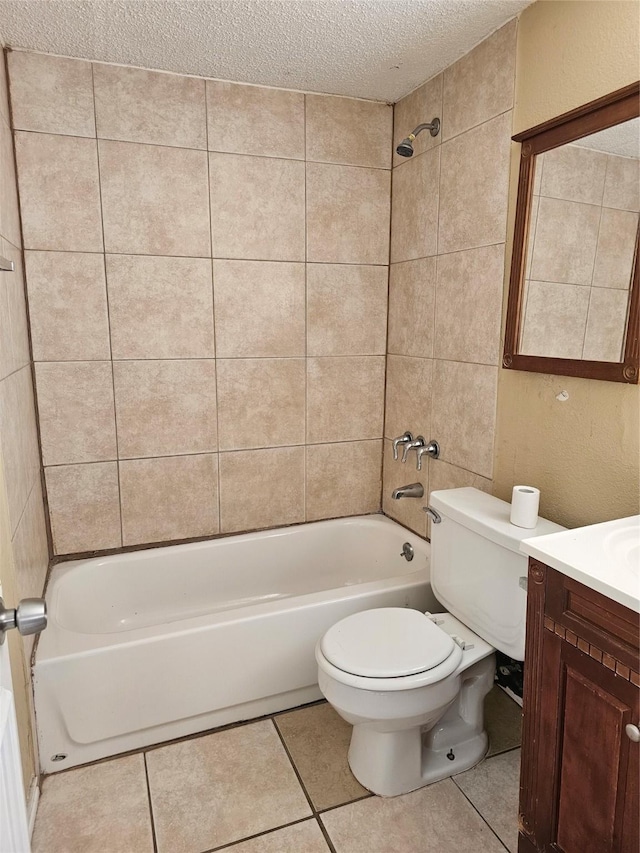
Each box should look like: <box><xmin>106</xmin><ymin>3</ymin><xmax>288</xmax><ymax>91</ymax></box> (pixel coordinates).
<box><xmin>395</xmin><ymin>118</ymin><xmax>441</xmax><ymax>157</ymax></box>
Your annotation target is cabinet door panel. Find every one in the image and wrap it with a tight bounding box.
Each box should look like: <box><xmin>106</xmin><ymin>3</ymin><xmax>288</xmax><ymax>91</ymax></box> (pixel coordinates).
<box><xmin>556</xmin><ymin>664</ymin><xmax>628</xmax><ymax>852</ymax></box>
<box><xmin>552</xmin><ymin>643</ymin><xmax>638</xmax><ymax>853</ymax></box>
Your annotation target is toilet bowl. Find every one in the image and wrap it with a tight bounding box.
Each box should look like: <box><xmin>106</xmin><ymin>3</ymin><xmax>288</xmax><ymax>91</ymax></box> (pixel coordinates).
<box><xmin>316</xmin><ymin>487</ymin><xmax>566</xmax><ymax>797</ymax></box>
<box><xmin>316</xmin><ymin>608</ymin><xmax>495</xmax><ymax>796</ymax></box>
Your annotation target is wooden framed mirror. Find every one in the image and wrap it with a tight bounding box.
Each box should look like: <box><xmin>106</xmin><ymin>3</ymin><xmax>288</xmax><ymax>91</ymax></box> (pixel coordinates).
<box><xmin>503</xmin><ymin>82</ymin><xmax>639</xmax><ymax>383</ymax></box>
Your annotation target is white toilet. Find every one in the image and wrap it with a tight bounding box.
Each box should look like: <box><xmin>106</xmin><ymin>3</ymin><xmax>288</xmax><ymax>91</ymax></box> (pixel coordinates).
<box><xmin>316</xmin><ymin>487</ymin><xmax>564</xmax><ymax>797</ymax></box>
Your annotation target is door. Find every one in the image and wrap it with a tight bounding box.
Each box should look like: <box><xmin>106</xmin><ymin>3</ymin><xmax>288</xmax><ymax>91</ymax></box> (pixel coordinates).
<box><xmin>0</xmin><ymin>581</ymin><xmax>31</xmax><ymax>853</ymax></box>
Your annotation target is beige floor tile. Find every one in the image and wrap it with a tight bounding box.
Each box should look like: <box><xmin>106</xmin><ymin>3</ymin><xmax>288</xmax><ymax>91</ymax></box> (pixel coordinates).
<box><xmin>146</xmin><ymin>720</ymin><xmax>311</xmax><ymax>853</ymax></box>
<box><xmin>454</xmin><ymin>748</ymin><xmax>521</xmax><ymax>853</ymax></box>
<box><xmin>32</xmin><ymin>754</ymin><xmax>153</xmax><ymax>853</ymax></box>
<box><xmin>223</xmin><ymin>819</ymin><xmax>330</xmax><ymax>852</ymax></box>
<box><xmin>321</xmin><ymin>777</ymin><xmax>506</xmax><ymax>853</ymax></box>
<box><xmin>275</xmin><ymin>702</ymin><xmax>369</xmax><ymax>810</ymax></box>
<box><xmin>485</xmin><ymin>685</ymin><xmax>522</xmax><ymax>757</ymax></box>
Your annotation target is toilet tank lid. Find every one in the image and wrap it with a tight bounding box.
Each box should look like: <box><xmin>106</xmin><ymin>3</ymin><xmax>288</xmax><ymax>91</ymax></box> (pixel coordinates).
<box><xmin>430</xmin><ymin>488</ymin><xmax>566</xmax><ymax>553</ymax></box>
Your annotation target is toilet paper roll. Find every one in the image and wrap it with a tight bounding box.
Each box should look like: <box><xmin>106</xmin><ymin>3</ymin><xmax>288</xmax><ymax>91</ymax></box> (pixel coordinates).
<box><xmin>510</xmin><ymin>485</ymin><xmax>540</xmax><ymax>529</ymax></box>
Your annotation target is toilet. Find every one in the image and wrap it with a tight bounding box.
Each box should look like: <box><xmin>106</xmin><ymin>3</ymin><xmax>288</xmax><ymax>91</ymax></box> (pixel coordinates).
<box><xmin>316</xmin><ymin>487</ymin><xmax>565</xmax><ymax>797</ymax></box>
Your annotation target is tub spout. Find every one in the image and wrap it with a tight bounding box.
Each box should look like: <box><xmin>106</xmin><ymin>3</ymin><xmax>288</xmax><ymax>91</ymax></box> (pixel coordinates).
<box><xmin>391</xmin><ymin>483</ymin><xmax>424</xmax><ymax>500</ymax></box>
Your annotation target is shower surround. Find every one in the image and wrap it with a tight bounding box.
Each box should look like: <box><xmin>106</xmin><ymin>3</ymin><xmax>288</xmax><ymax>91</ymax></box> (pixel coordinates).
<box><xmin>7</xmin><ymin>19</ymin><xmax>516</xmax><ymax>556</ymax></box>
<box><xmin>8</xmin><ymin>53</ymin><xmax>392</xmax><ymax>555</ymax></box>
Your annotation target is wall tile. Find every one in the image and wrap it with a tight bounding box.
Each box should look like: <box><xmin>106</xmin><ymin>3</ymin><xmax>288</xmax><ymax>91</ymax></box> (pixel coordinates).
<box><xmin>442</xmin><ymin>20</ymin><xmax>516</xmax><ymax>140</ymax></box>
<box><xmin>390</xmin><ymin>148</ymin><xmax>439</xmax><ymax>262</ymax></box>
<box><xmin>602</xmin><ymin>155</ymin><xmax>640</xmax><ymax>212</ymax></box>
<box><xmin>0</xmin><ymin>241</ymin><xmax>30</xmax><ymax>380</ymax></box>
<box><xmin>216</xmin><ymin>358</ymin><xmax>305</xmax><ymax>450</ymax></box>
<box><xmin>393</xmin><ymin>74</ymin><xmax>443</xmax><ymax>167</ymax></box>
<box><xmin>306</xmin><ymin>163</ymin><xmax>390</xmax><ymax>264</ymax></box>
<box><xmin>387</xmin><ymin>258</ymin><xmax>436</xmax><ymax>358</ymax></box>
<box><xmin>8</xmin><ymin>52</ymin><xmax>95</xmax><ymax>137</ymax></box>
<box><xmin>305</xmin><ymin>94</ymin><xmax>392</xmax><ymax>169</ymax></box>
<box><xmin>307</xmin><ymin>263</ymin><xmax>387</xmax><ymax>356</ymax></box>
<box><xmin>520</xmin><ymin>281</ymin><xmax>590</xmax><ymax>360</ymax></box>
<box><xmin>213</xmin><ymin>260</ymin><xmax>305</xmax><ymax>357</ymax></box>
<box><xmin>210</xmin><ymin>153</ymin><xmax>305</xmax><ymax>261</ymax></box>
<box><xmin>384</xmin><ymin>355</ymin><xmax>433</xmax><ymax>441</ymax></box>
<box><xmin>434</xmin><ymin>244</ymin><xmax>505</xmax><ymax>365</ymax></box>
<box><xmin>94</xmin><ymin>63</ymin><xmax>206</xmax><ymax>149</ymax></box>
<box><xmin>120</xmin><ymin>454</ymin><xmax>218</xmax><ymax>546</ymax></box>
<box><xmin>381</xmin><ymin>439</ymin><xmax>428</xmax><ymax>537</ymax></box>
<box><xmin>582</xmin><ymin>287</ymin><xmax>629</xmax><ymax>362</ymax></box>
<box><xmin>45</xmin><ymin>462</ymin><xmax>121</xmax><ymax>554</ymax></box>
<box><xmin>26</xmin><ymin>251</ymin><xmax>111</xmax><ymax>361</ymax></box>
<box><xmin>10</xmin><ymin>477</ymin><xmax>49</xmax><ymax>600</ymax></box>
<box><xmin>540</xmin><ymin>144</ymin><xmax>607</xmax><ymax>205</ymax></box>
<box><xmin>0</xmin><ymin>118</ymin><xmax>21</xmax><ymax>247</ymax></box>
<box><xmin>15</xmin><ymin>132</ymin><xmax>103</xmax><ymax>251</ymax></box>
<box><xmin>99</xmin><ymin>139</ymin><xmax>210</xmax><ymax>256</ymax></box>
<box><xmin>0</xmin><ymin>46</ymin><xmax>9</xmax><ymax>125</ymax></box>
<box><xmin>113</xmin><ymin>360</ymin><xmax>217</xmax><ymax>458</ymax></box>
<box><xmin>0</xmin><ymin>366</ymin><xmax>40</xmax><ymax>535</ymax></box>
<box><xmin>306</xmin><ymin>440</ymin><xmax>382</xmax><ymax>521</ymax></box>
<box><xmin>529</xmin><ymin>196</ymin><xmax>600</xmax><ymax>286</ymax></box>
<box><xmin>35</xmin><ymin>361</ymin><xmax>117</xmax><ymax>465</ymax></box>
<box><xmin>107</xmin><ymin>254</ymin><xmax>214</xmax><ymax>359</ymax></box>
<box><xmin>431</xmin><ymin>360</ymin><xmax>497</xmax><ymax>478</ymax></box>
<box><xmin>592</xmin><ymin>207</ymin><xmax>638</xmax><ymax>289</ymax></box>
<box><xmin>438</xmin><ymin>111</ymin><xmax>511</xmax><ymax>254</ymax></box>
<box><xmin>307</xmin><ymin>356</ymin><xmax>385</xmax><ymax>443</ymax></box>
<box><xmin>219</xmin><ymin>446</ymin><xmax>304</xmax><ymax>533</ymax></box>
<box><xmin>207</xmin><ymin>81</ymin><xmax>304</xmax><ymax>159</ymax></box>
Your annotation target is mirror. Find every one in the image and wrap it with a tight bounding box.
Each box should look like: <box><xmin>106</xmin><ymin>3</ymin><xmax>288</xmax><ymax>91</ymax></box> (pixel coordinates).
<box><xmin>504</xmin><ymin>83</ymin><xmax>639</xmax><ymax>383</ymax></box>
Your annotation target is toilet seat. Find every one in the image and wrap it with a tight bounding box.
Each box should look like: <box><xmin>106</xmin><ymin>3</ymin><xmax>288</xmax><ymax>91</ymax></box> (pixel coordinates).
<box><xmin>316</xmin><ymin>608</ymin><xmax>467</xmax><ymax>692</ymax></box>
<box><xmin>320</xmin><ymin>608</ymin><xmax>455</xmax><ymax>678</ymax></box>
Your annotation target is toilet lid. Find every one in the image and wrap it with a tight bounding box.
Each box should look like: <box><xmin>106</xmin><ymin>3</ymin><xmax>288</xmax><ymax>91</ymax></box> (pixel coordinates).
<box><xmin>320</xmin><ymin>608</ymin><xmax>456</xmax><ymax>678</ymax></box>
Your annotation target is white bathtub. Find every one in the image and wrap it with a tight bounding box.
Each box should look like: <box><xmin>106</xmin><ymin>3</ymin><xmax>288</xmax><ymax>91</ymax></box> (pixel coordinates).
<box><xmin>35</xmin><ymin>514</ymin><xmax>436</xmax><ymax>773</ymax></box>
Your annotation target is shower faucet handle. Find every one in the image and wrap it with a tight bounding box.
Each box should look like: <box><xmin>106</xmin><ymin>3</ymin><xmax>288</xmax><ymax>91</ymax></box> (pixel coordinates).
<box><xmin>415</xmin><ymin>440</ymin><xmax>440</xmax><ymax>470</ymax></box>
<box><xmin>401</xmin><ymin>436</ymin><xmax>425</xmax><ymax>463</ymax></box>
<box><xmin>392</xmin><ymin>432</ymin><xmax>413</xmax><ymax>461</ymax></box>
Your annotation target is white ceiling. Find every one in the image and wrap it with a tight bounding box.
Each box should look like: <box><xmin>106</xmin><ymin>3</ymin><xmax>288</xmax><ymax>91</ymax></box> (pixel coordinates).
<box><xmin>0</xmin><ymin>0</ymin><xmax>531</xmax><ymax>102</ymax></box>
<box><xmin>573</xmin><ymin>118</ymin><xmax>640</xmax><ymax>160</ymax></box>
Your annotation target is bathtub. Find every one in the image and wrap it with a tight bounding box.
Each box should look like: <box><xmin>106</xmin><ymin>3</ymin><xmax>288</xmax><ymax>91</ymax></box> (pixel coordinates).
<box><xmin>34</xmin><ymin>514</ymin><xmax>437</xmax><ymax>773</ymax></box>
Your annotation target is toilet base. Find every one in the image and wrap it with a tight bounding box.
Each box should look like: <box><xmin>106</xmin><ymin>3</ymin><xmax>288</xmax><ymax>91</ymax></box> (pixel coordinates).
<box><xmin>346</xmin><ymin>655</ymin><xmax>495</xmax><ymax>797</ymax></box>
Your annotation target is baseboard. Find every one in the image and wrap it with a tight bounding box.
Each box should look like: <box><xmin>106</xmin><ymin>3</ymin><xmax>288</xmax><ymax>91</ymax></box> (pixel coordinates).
<box><xmin>26</xmin><ymin>777</ymin><xmax>39</xmax><ymax>839</ymax></box>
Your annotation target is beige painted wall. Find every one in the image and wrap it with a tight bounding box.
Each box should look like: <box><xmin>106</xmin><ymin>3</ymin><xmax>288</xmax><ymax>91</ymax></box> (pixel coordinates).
<box><xmin>494</xmin><ymin>0</ymin><xmax>640</xmax><ymax>528</ymax></box>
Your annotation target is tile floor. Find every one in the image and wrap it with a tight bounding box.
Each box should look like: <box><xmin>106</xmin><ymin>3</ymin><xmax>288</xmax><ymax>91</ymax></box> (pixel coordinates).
<box><xmin>31</xmin><ymin>686</ymin><xmax>522</xmax><ymax>853</ymax></box>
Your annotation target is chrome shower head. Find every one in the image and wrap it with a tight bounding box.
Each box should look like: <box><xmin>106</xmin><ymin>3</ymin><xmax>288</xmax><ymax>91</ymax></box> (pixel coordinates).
<box><xmin>395</xmin><ymin>118</ymin><xmax>441</xmax><ymax>157</ymax></box>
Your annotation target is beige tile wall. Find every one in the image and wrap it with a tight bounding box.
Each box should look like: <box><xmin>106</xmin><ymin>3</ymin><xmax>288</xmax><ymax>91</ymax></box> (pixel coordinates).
<box><xmin>0</xmin><ymin>47</ymin><xmax>48</xmax><ymax>797</ymax></box>
<box><xmin>521</xmin><ymin>144</ymin><xmax>639</xmax><ymax>361</ymax></box>
<box><xmin>9</xmin><ymin>52</ymin><xmax>391</xmax><ymax>555</ymax></box>
<box><xmin>383</xmin><ymin>21</ymin><xmax>515</xmax><ymax>537</ymax></box>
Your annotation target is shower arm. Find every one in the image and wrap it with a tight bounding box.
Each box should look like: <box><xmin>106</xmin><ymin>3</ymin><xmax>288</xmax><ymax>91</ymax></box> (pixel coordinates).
<box><xmin>409</xmin><ymin>119</ymin><xmax>440</xmax><ymax>140</ymax></box>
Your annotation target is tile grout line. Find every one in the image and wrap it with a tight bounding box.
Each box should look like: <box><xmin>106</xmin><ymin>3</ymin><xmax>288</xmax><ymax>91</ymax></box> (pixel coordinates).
<box><xmin>142</xmin><ymin>752</ymin><xmax>160</xmax><ymax>853</ymax></box>
<box><xmin>91</xmin><ymin>61</ymin><xmax>124</xmax><ymax>548</ymax></box>
<box><xmin>450</xmin><ymin>775</ymin><xmax>512</xmax><ymax>853</ymax></box>
<box><xmin>271</xmin><ymin>717</ymin><xmax>339</xmax><ymax>853</ymax></box>
<box><xmin>201</xmin><ymin>815</ymin><xmax>318</xmax><ymax>853</ymax></box>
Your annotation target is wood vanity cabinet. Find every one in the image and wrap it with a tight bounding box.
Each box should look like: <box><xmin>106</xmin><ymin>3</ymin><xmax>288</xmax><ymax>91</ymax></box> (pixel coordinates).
<box><xmin>518</xmin><ymin>559</ymin><xmax>640</xmax><ymax>853</ymax></box>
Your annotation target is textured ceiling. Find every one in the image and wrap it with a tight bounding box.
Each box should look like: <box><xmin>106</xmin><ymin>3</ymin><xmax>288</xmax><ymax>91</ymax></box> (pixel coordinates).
<box><xmin>573</xmin><ymin>118</ymin><xmax>640</xmax><ymax>159</ymax></box>
<box><xmin>0</xmin><ymin>0</ymin><xmax>531</xmax><ymax>102</ymax></box>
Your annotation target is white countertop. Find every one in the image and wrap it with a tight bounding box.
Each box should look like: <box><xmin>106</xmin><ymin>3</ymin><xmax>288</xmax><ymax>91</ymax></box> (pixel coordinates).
<box><xmin>520</xmin><ymin>515</ymin><xmax>640</xmax><ymax>613</ymax></box>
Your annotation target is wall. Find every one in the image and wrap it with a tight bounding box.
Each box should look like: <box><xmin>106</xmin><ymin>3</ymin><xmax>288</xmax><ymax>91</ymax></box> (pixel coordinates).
<box><xmin>494</xmin><ymin>0</ymin><xmax>640</xmax><ymax>528</ymax></box>
<box><xmin>382</xmin><ymin>21</ymin><xmax>516</xmax><ymax>535</ymax></box>
<box><xmin>7</xmin><ymin>51</ymin><xmax>392</xmax><ymax>556</ymax></box>
<box><xmin>0</xmin><ymin>44</ymin><xmax>48</xmax><ymax>798</ymax></box>
<box><xmin>522</xmin><ymin>144</ymin><xmax>638</xmax><ymax>361</ymax></box>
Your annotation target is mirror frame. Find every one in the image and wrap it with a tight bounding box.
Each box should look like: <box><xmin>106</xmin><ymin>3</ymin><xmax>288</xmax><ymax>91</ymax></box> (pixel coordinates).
<box><xmin>503</xmin><ymin>82</ymin><xmax>640</xmax><ymax>384</ymax></box>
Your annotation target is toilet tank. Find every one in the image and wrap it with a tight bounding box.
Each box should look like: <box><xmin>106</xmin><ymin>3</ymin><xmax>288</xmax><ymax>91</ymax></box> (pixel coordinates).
<box><xmin>429</xmin><ymin>488</ymin><xmax>565</xmax><ymax>660</ymax></box>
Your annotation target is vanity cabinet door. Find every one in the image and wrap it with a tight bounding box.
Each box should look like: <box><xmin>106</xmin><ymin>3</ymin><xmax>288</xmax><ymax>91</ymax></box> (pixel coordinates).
<box><xmin>519</xmin><ymin>562</ymin><xmax>640</xmax><ymax>853</ymax></box>
<box><xmin>551</xmin><ymin>640</ymin><xmax>638</xmax><ymax>853</ymax></box>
